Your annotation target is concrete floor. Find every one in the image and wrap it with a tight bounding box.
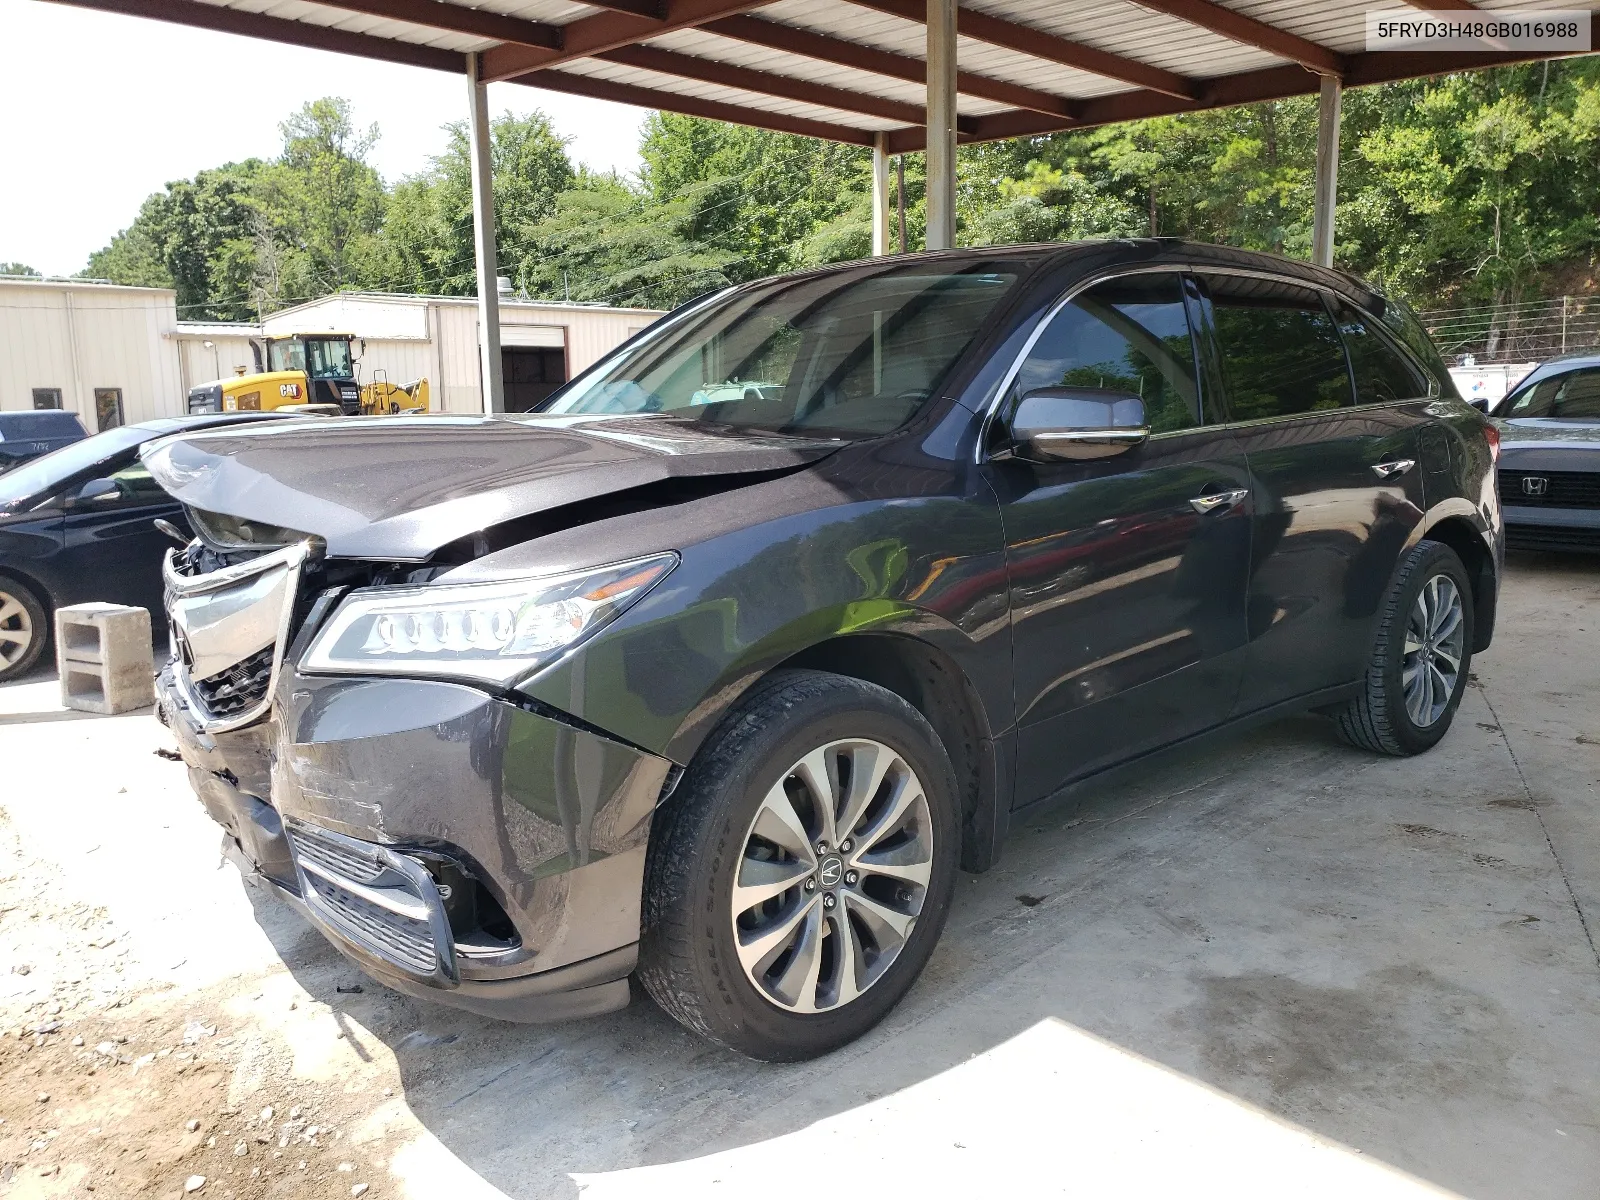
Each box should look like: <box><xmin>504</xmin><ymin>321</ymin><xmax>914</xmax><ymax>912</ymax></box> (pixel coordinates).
<box><xmin>1</xmin><ymin>552</ymin><xmax>1596</xmax><ymax>1198</ymax></box>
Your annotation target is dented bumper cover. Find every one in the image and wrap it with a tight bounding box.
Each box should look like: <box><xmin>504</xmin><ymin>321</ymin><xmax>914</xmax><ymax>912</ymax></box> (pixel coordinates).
<box><xmin>157</xmin><ymin>662</ymin><xmax>673</xmax><ymax>1022</ymax></box>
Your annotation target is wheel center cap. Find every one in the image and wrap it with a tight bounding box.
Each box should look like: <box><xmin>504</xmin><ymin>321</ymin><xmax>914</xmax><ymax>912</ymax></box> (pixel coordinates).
<box><xmin>818</xmin><ymin>856</ymin><xmax>844</xmax><ymax>889</ymax></box>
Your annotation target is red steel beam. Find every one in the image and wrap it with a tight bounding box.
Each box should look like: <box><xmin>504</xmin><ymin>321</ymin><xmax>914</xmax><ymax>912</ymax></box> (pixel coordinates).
<box><xmin>511</xmin><ymin>68</ymin><xmax>877</xmax><ymax>143</ymax></box>
<box><xmin>1131</xmin><ymin>0</ymin><xmax>1346</xmax><ymax>76</ymax></box>
<box><xmin>844</xmin><ymin>0</ymin><xmax>1199</xmax><ymax>99</ymax></box>
<box><xmin>705</xmin><ymin>14</ymin><xmax>1078</xmax><ymax>118</ymax></box>
<box><xmin>305</xmin><ymin>0</ymin><xmax>561</xmax><ymax>48</ymax></box>
<box><xmin>597</xmin><ymin>43</ymin><xmax>979</xmax><ymax>130</ymax></box>
<box><xmin>883</xmin><ymin>22</ymin><xmax>1600</xmax><ymax>152</ymax></box>
<box><xmin>480</xmin><ymin>0</ymin><xmax>778</xmax><ymax>81</ymax></box>
<box><xmin>41</xmin><ymin>0</ymin><xmax>463</xmax><ymax>71</ymax></box>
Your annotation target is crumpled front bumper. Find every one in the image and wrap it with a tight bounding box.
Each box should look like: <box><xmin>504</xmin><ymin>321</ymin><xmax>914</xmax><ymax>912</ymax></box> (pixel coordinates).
<box><xmin>157</xmin><ymin>661</ymin><xmax>675</xmax><ymax>1023</ymax></box>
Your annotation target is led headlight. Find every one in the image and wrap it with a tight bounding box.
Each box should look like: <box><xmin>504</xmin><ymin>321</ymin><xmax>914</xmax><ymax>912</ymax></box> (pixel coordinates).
<box><xmin>300</xmin><ymin>553</ymin><xmax>676</xmax><ymax>685</ymax></box>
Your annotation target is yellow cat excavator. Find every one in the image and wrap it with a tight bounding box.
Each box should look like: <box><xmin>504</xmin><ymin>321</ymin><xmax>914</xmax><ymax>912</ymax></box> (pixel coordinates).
<box><xmin>186</xmin><ymin>333</ymin><xmax>430</xmax><ymax>417</ymax></box>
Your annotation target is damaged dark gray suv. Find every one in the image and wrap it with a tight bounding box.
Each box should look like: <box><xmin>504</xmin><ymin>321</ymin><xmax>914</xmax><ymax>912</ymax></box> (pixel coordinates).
<box><xmin>149</xmin><ymin>241</ymin><xmax>1502</xmax><ymax>1061</ymax></box>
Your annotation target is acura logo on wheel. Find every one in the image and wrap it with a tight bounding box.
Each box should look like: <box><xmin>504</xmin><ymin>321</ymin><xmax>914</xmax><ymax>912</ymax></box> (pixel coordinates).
<box><xmin>818</xmin><ymin>857</ymin><xmax>843</xmax><ymax>888</ymax></box>
<box><xmin>1522</xmin><ymin>476</ymin><xmax>1549</xmax><ymax>496</ymax></box>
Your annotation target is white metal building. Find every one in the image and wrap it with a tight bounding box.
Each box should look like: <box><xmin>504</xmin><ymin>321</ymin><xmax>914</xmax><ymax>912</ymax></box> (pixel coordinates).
<box><xmin>1</xmin><ymin>279</ymin><xmax>663</xmax><ymax>425</ymax></box>
<box><xmin>0</xmin><ymin>278</ymin><xmax>184</xmax><ymax>431</ymax></box>
<box><xmin>260</xmin><ymin>293</ymin><xmax>663</xmax><ymax>414</ymax></box>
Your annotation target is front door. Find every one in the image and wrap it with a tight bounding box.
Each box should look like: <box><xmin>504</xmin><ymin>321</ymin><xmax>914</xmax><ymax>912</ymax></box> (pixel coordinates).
<box><xmin>1193</xmin><ymin>273</ymin><xmax>1432</xmax><ymax>711</ymax></box>
<box><xmin>53</xmin><ymin>452</ymin><xmax>184</xmax><ymax>618</ymax></box>
<box><xmin>985</xmin><ymin>272</ymin><xmax>1252</xmax><ymax>807</ymax></box>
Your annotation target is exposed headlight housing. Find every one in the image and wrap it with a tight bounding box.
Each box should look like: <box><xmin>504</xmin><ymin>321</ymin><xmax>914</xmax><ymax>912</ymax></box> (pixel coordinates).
<box><xmin>300</xmin><ymin>554</ymin><xmax>676</xmax><ymax>685</ymax></box>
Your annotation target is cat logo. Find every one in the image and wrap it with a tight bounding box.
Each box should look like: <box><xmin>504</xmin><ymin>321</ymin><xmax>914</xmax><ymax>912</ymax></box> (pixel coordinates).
<box><xmin>279</xmin><ymin>383</ymin><xmax>301</xmax><ymax>399</ymax></box>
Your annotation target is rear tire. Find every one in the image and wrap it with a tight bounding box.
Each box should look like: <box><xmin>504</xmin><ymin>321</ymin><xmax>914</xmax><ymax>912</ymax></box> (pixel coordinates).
<box><xmin>0</xmin><ymin>575</ymin><xmax>48</xmax><ymax>683</ymax></box>
<box><xmin>1336</xmin><ymin>539</ymin><xmax>1473</xmax><ymax>756</ymax></box>
<box><xmin>639</xmin><ymin>669</ymin><xmax>960</xmax><ymax>1061</ymax></box>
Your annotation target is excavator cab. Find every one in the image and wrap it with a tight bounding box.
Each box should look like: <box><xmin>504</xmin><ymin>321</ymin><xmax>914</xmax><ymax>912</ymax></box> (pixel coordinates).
<box><xmin>265</xmin><ymin>335</ymin><xmax>362</xmax><ymax>414</ymax></box>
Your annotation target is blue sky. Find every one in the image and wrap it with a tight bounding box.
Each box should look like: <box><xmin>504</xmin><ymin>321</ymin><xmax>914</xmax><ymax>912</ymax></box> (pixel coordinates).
<box><xmin>1</xmin><ymin>0</ymin><xmax>648</xmax><ymax>275</ymax></box>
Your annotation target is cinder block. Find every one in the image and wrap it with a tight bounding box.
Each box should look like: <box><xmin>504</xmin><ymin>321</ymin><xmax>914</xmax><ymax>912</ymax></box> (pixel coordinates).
<box><xmin>55</xmin><ymin>603</ymin><xmax>154</xmax><ymax>715</ymax></box>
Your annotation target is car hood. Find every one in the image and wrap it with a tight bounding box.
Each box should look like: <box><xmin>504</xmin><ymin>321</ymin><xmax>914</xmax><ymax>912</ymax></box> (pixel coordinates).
<box><xmin>142</xmin><ymin>413</ymin><xmax>841</xmax><ymax>560</ymax></box>
<box><xmin>1496</xmin><ymin>417</ymin><xmax>1600</xmax><ymax>448</ymax></box>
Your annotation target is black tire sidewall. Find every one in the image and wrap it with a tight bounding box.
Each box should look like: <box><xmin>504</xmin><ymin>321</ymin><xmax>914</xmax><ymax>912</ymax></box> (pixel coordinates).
<box><xmin>1380</xmin><ymin>543</ymin><xmax>1474</xmax><ymax>753</ymax></box>
<box><xmin>653</xmin><ymin>674</ymin><xmax>960</xmax><ymax>1061</ymax></box>
<box><xmin>0</xmin><ymin>574</ymin><xmax>48</xmax><ymax>682</ymax></box>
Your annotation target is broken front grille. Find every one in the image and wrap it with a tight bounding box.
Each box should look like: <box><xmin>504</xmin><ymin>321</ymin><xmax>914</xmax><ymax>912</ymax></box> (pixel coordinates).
<box><xmin>192</xmin><ymin>647</ymin><xmax>274</xmax><ymax>720</ymax></box>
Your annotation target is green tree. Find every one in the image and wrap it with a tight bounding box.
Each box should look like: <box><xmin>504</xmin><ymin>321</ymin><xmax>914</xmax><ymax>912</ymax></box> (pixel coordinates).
<box><xmin>84</xmin><ymin>162</ymin><xmax>264</xmax><ymax>320</ymax></box>
<box><xmin>0</xmin><ymin>263</ymin><xmax>40</xmax><ymax>277</ymax></box>
<box><xmin>374</xmin><ymin>110</ymin><xmax>576</xmax><ymax>295</ymax></box>
<box><xmin>252</xmin><ymin>98</ymin><xmax>387</xmax><ymax>306</ymax></box>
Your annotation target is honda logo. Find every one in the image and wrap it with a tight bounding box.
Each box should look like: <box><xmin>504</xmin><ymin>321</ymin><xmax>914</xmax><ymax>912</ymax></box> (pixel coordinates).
<box><xmin>1522</xmin><ymin>476</ymin><xmax>1549</xmax><ymax>497</ymax></box>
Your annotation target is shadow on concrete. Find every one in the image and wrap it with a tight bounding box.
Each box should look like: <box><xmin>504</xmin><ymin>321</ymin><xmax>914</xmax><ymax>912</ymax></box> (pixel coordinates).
<box><xmin>231</xmin><ymin>555</ymin><xmax>1600</xmax><ymax>1200</ymax></box>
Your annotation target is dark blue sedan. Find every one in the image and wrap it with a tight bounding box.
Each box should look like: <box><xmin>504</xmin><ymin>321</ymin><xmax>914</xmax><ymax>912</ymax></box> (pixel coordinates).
<box><xmin>1493</xmin><ymin>352</ymin><xmax>1600</xmax><ymax>554</ymax></box>
<box><xmin>0</xmin><ymin>413</ymin><xmax>311</xmax><ymax>681</ymax></box>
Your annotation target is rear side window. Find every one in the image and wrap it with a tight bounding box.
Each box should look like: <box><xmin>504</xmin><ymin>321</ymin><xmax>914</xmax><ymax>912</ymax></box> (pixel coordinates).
<box><xmin>1331</xmin><ymin>299</ymin><xmax>1430</xmax><ymax>405</ymax></box>
<box><xmin>1010</xmin><ymin>272</ymin><xmax>1200</xmax><ymax>435</ymax></box>
<box><xmin>1202</xmin><ymin>275</ymin><xmax>1351</xmax><ymax>420</ymax></box>
<box><xmin>0</xmin><ymin>412</ymin><xmax>83</xmax><ymax>439</ymax></box>
<box><xmin>1503</xmin><ymin>367</ymin><xmax>1600</xmax><ymax>419</ymax></box>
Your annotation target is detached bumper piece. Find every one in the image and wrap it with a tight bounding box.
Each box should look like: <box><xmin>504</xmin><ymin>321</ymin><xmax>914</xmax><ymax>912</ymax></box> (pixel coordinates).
<box><xmin>286</xmin><ymin>819</ymin><xmax>459</xmax><ymax>985</ymax></box>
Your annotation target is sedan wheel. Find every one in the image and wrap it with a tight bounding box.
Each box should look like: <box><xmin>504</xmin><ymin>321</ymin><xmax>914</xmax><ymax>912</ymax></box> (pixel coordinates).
<box><xmin>1403</xmin><ymin>574</ymin><xmax>1466</xmax><ymax>728</ymax></box>
<box><xmin>0</xmin><ymin>591</ymin><xmax>33</xmax><ymax>671</ymax></box>
<box><xmin>732</xmin><ymin>738</ymin><xmax>934</xmax><ymax>1014</ymax></box>
<box><xmin>0</xmin><ymin>578</ymin><xmax>48</xmax><ymax>682</ymax></box>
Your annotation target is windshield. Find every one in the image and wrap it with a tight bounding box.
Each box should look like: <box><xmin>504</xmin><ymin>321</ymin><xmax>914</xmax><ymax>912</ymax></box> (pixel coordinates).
<box><xmin>306</xmin><ymin>337</ymin><xmax>353</xmax><ymax>380</ymax></box>
<box><xmin>1496</xmin><ymin>366</ymin><xmax>1600</xmax><ymax>419</ymax></box>
<box><xmin>542</xmin><ymin>260</ymin><xmax>1025</xmax><ymax>437</ymax></box>
<box><xmin>0</xmin><ymin>426</ymin><xmax>149</xmax><ymax>512</ymax></box>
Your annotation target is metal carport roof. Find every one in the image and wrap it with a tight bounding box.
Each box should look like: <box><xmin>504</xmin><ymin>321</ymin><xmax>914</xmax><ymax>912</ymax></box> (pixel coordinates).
<box><xmin>44</xmin><ymin>0</ymin><xmax>1600</xmax><ymax>151</ymax></box>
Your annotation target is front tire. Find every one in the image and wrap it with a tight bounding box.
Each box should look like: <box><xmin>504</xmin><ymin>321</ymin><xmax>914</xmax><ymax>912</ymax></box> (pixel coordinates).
<box><xmin>639</xmin><ymin>669</ymin><xmax>960</xmax><ymax>1061</ymax></box>
<box><xmin>0</xmin><ymin>575</ymin><xmax>48</xmax><ymax>683</ymax></box>
<box><xmin>1336</xmin><ymin>539</ymin><xmax>1474</xmax><ymax>756</ymax></box>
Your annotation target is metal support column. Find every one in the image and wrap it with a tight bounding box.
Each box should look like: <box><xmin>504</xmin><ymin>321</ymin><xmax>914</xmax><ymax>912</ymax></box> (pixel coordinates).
<box><xmin>1312</xmin><ymin>73</ymin><xmax>1342</xmax><ymax>269</ymax></box>
<box><xmin>925</xmin><ymin>0</ymin><xmax>957</xmax><ymax>251</ymax></box>
<box><xmin>467</xmin><ymin>51</ymin><xmax>505</xmax><ymax>414</ymax></box>
<box><xmin>872</xmin><ymin>132</ymin><xmax>891</xmax><ymax>256</ymax></box>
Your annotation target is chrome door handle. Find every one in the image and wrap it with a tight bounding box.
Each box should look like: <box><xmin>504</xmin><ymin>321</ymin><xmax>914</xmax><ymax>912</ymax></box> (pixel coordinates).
<box><xmin>1189</xmin><ymin>488</ymin><xmax>1250</xmax><ymax>515</ymax></box>
<box><xmin>1372</xmin><ymin>459</ymin><xmax>1416</xmax><ymax>480</ymax></box>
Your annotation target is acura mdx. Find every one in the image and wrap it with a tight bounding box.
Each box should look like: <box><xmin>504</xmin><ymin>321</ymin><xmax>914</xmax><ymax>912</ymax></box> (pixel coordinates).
<box><xmin>148</xmin><ymin>241</ymin><xmax>1502</xmax><ymax>1061</ymax></box>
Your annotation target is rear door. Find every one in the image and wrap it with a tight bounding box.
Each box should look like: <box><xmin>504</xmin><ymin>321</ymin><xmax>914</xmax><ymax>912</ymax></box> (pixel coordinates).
<box><xmin>1194</xmin><ymin>273</ymin><xmax>1432</xmax><ymax>712</ymax></box>
<box><xmin>985</xmin><ymin>272</ymin><xmax>1252</xmax><ymax>806</ymax></box>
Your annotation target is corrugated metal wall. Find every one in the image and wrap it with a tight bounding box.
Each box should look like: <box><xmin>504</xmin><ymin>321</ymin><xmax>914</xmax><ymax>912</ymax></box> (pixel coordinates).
<box><xmin>355</xmin><ymin>339</ymin><xmax>432</xmax><ymax>393</ymax></box>
<box><xmin>0</xmin><ymin>286</ymin><xmax>664</xmax><ymax>425</ymax></box>
<box><xmin>174</xmin><ymin>334</ymin><xmax>259</xmax><ymax>392</ymax></box>
<box><xmin>0</xmin><ymin>282</ymin><xmax>183</xmax><ymax>427</ymax></box>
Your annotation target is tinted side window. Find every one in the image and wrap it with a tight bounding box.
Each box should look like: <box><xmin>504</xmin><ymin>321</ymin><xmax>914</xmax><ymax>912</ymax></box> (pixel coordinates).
<box><xmin>1376</xmin><ymin>294</ymin><xmax>1453</xmax><ymax>396</ymax></box>
<box><xmin>1332</xmin><ymin>299</ymin><xmax>1429</xmax><ymax>404</ymax></box>
<box><xmin>1504</xmin><ymin>367</ymin><xmax>1600</xmax><ymax>419</ymax></box>
<box><xmin>1011</xmin><ymin>273</ymin><xmax>1200</xmax><ymax>435</ymax></box>
<box><xmin>1202</xmin><ymin>275</ymin><xmax>1351</xmax><ymax>420</ymax></box>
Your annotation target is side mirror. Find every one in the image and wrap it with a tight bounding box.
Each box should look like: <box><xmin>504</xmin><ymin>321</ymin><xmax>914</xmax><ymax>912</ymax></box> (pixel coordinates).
<box><xmin>66</xmin><ymin>477</ymin><xmax>120</xmax><ymax>507</ymax></box>
<box><xmin>1009</xmin><ymin>387</ymin><xmax>1149</xmax><ymax>462</ymax></box>
<box><xmin>1468</xmin><ymin>396</ymin><xmax>1490</xmax><ymax>414</ymax></box>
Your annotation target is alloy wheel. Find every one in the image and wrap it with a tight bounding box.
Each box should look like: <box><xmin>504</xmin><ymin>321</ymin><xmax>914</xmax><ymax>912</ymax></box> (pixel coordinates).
<box><xmin>0</xmin><ymin>590</ymin><xmax>34</xmax><ymax>671</ymax></box>
<box><xmin>731</xmin><ymin>738</ymin><xmax>933</xmax><ymax>1014</ymax></box>
<box><xmin>1403</xmin><ymin>573</ymin><xmax>1465</xmax><ymax>728</ymax></box>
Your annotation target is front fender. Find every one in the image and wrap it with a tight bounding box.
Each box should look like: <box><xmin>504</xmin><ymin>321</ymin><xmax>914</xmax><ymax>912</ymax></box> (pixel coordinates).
<box><xmin>512</xmin><ymin>488</ymin><xmax>1012</xmax><ymax>766</ymax></box>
